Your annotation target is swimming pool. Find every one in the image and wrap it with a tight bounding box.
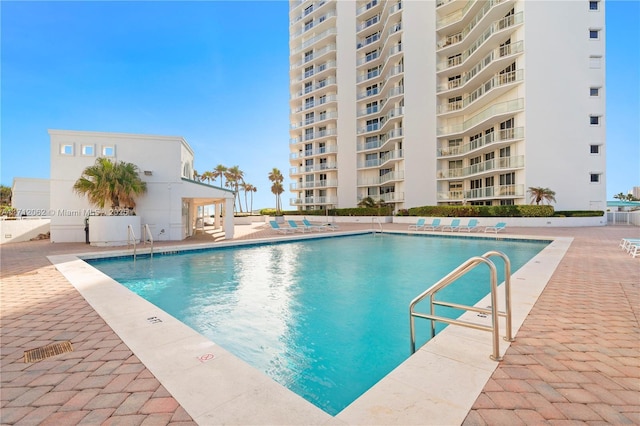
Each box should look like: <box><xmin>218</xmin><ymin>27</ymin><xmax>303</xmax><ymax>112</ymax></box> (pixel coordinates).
<box><xmin>88</xmin><ymin>233</ymin><xmax>548</xmax><ymax>415</ymax></box>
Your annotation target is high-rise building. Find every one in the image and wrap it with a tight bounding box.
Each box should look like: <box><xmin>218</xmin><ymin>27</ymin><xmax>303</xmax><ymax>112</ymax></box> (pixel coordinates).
<box><xmin>288</xmin><ymin>0</ymin><xmax>606</xmax><ymax>212</ymax></box>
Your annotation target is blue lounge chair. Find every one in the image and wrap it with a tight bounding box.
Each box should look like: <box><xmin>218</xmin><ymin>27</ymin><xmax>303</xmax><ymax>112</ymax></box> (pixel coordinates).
<box><xmin>423</xmin><ymin>218</ymin><xmax>441</xmax><ymax>231</ymax></box>
<box><xmin>442</xmin><ymin>219</ymin><xmax>461</xmax><ymax>231</ymax></box>
<box><xmin>458</xmin><ymin>219</ymin><xmax>479</xmax><ymax>232</ymax></box>
<box><xmin>484</xmin><ymin>222</ymin><xmax>507</xmax><ymax>233</ymax></box>
<box><xmin>408</xmin><ymin>218</ymin><xmax>426</xmax><ymax>231</ymax></box>
<box><xmin>269</xmin><ymin>220</ymin><xmax>296</xmax><ymax>234</ymax></box>
<box><xmin>302</xmin><ymin>218</ymin><xmax>326</xmax><ymax>232</ymax></box>
<box><xmin>287</xmin><ymin>220</ymin><xmax>311</xmax><ymax>233</ymax></box>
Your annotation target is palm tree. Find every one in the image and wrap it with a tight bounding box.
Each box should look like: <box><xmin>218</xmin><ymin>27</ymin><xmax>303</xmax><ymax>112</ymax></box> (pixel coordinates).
<box><xmin>73</xmin><ymin>157</ymin><xmax>147</xmax><ymax>211</ymax></box>
<box><xmin>241</xmin><ymin>183</ymin><xmax>256</xmax><ymax>213</ymax></box>
<box><xmin>200</xmin><ymin>171</ymin><xmax>214</xmax><ymax>185</ymax></box>
<box><xmin>527</xmin><ymin>187</ymin><xmax>556</xmax><ymax>205</ymax></box>
<box><xmin>268</xmin><ymin>168</ymin><xmax>284</xmax><ymax>214</ymax></box>
<box><xmin>225</xmin><ymin>166</ymin><xmax>244</xmax><ymax>213</ymax></box>
<box><xmin>0</xmin><ymin>185</ymin><xmax>12</xmax><ymax>205</ymax></box>
<box><xmin>192</xmin><ymin>170</ymin><xmax>200</xmax><ymax>181</ymax></box>
<box><xmin>248</xmin><ymin>184</ymin><xmax>257</xmax><ymax>213</ymax></box>
<box><xmin>213</xmin><ymin>164</ymin><xmax>227</xmax><ymax>188</ymax></box>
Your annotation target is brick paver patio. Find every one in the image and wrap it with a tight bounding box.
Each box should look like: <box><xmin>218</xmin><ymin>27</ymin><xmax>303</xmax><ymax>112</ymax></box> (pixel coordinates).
<box><xmin>1</xmin><ymin>223</ymin><xmax>638</xmax><ymax>425</ymax></box>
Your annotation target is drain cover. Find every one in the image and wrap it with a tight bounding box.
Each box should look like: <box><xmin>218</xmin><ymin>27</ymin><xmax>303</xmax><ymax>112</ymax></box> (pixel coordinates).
<box><xmin>24</xmin><ymin>341</ymin><xmax>73</xmax><ymax>363</ymax></box>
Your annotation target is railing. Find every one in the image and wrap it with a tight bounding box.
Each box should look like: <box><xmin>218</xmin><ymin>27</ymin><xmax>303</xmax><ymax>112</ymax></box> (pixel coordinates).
<box><xmin>436</xmin><ymin>0</ymin><xmax>506</xmax><ymax>46</ymax></box>
<box><xmin>438</xmin><ymin>127</ymin><xmax>523</xmax><ymax>157</ymax></box>
<box><xmin>290</xmin><ymin>179</ymin><xmax>338</xmax><ymax>190</ymax></box>
<box><xmin>437</xmin><ymin>184</ymin><xmax>524</xmax><ymax>201</ymax></box>
<box><xmin>358</xmin><ymin>170</ymin><xmax>405</xmax><ymax>185</ymax></box>
<box><xmin>409</xmin><ymin>251</ymin><xmax>513</xmax><ymax>361</ymax></box>
<box><xmin>127</xmin><ymin>225</ymin><xmax>137</xmax><ymax>261</ymax></box>
<box><xmin>437</xmin><ymin>98</ymin><xmax>523</xmax><ymax>136</ymax></box>
<box><xmin>292</xmin><ymin>27</ymin><xmax>337</xmax><ymax>54</ymax></box>
<box><xmin>143</xmin><ymin>223</ymin><xmax>154</xmax><ymax>258</ymax></box>
<box><xmin>372</xmin><ymin>217</ymin><xmax>383</xmax><ymax>235</ymax></box>
<box><xmin>290</xmin><ymin>144</ymin><xmax>338</xmax><ymax>159</ymax></box>
<box><xmin>437</xmin><ymin>155</ymin><xmax>524</xmax><ymax>178</ymax></box>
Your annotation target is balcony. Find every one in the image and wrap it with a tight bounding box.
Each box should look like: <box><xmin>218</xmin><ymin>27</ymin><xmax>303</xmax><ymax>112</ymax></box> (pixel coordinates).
<box><xmin>290</xmin><ymin>196</ymin><xmax>338</xmax><ymax>206</ymax></box>
<box><xmin>357</xmin><ymin>0</ymin><xmax>382</xmax><ymax>17</ymax></box>
<box><xmin>292</xmin><ymin>27</ymin><xmax>337</xmax><ymax>55</ymax></box>
<box><xmin>437</xmin><ymin>155</ymin><xmax>524</xmax><ymax>179</ymax></box>
<box><xmin>358</xmin><ymin>170</ymin><xmax>405</xmax><ymax>186</ymax></box>
<box><xmin>437</xmin><ymin>69</ymin><xmax>523</xmax><ymax>115</ymax></box>
<box><xmin>290</xmin><ymin>127</ymin><xmax>337</xmax><ymax>144</ymax></box>
<box><xmin>290</xmin><ymin>144</ymin><xmax>338</xmax><ymax>159</ymax></box>
<box><xmin>357</xmin><ymin>31</ymin><xmax>382</xmax><ymax>50</ymax></box>
<box><xmin>291</xmin><ymin>111</ymin><xmax>338</xmax><ymax>129</ymax></box>
<box><xmin>436</xmin><ymin>0</ymin><xmax>508</xmax><ymax>44</ymax></box>
<box><xmin>291</xmin><ymin>0</ymin><xmax>328</xmax><ymax>22</ymax></box>
<box><xmin>437</xmin><ymin>184</ymin><xmax>524</xmax><ymax>201</ymax></box>
<box><xmin>380</xmin><ymin>192</ymin><xmax>404</xmax><ymax>202</ymax></box>
<box><xmin>291</xmin><ymin>44</ymin><xmax>336</xmax><ymax>69</ymax></box>
<box><xmin>438</xmin><ymin>127</ymin><xmax>523</xmax><ymax>157</ymax></box>
<box><xmin>290</xmin><ymin>179</ymin><xmax>338</xmax><ymax>190</ymax></box>
<box><xmin>437</xmin><ymin>41</ymin><xmax>523</xmax><ymax>93</ymax></box>
<box><xmin>292</xmin><ymin>94</ymin><xmax>338</xmax><ymax>113</ymax></box>
<box><xmin>437</xmin><ymin>98</ymin><xmax>523</xmax><ymax>136</ymax></box>
<box><xmin>294</xmin><ymin>60</ymin><xmax>337</xmax><ymax>83</ymax></box>
<box><xmin>290</xmin><ymin>9</ymin><xmax>336</xmax><ymax>39</ymax></box>
<box><xmin>358</xmin><ymin>149</ymin><xmax>403</xmax><ymax>169</ymax></box>
<box><xmin>357</xmin><ymin>13</ymin><xmax>382</xmax><ymax>33</ymax></box>
<box><xmin>292</xmin><ymin>77</ymin><xmax>337</xmax><ymax>99</ymax></box>
<box><xmin>436</xmin><ymin>12</ymin><xmax>523</xmax><ymax>72</ymax></box>
<box><xmin>290</xmin><ymin>162</ymin><xmax>338</xmax><ymax>174</ymax></box>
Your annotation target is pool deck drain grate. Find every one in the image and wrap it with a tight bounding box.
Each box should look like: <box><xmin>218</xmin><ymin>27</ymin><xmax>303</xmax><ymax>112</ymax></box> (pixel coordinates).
<box><xmin>24</xmin><ymin>341</ymin><xmax>73</xmax><ymax>363</ymax></box>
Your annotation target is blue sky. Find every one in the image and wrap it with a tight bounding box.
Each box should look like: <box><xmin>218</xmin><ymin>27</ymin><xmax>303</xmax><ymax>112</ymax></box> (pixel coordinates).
<box><xmin>1</xmin><ymin>1</ymin><xmax>638</xmax><ymax>210</ymax></box>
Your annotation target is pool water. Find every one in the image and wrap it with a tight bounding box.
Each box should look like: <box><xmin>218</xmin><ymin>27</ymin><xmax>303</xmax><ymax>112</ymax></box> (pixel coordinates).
<box><xmin>88</xmin><ymin>233</ymin><xmax>547</xmax><ymax>415</ymax></box>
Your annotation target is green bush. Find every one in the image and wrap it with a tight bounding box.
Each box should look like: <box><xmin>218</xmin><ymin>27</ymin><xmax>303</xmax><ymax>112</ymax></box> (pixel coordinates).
<box><xmin>406</xmin><ymin>205</ymin><xmax>554</xmax><ymax>217</ymax></box>
<box><xmin>553</xmin><ymin>210</ymin><xmax>604</xmax><ymax>217</ymax></box>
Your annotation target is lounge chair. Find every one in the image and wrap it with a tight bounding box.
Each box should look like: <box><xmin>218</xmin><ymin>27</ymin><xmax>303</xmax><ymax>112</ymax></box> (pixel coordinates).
<box><xmin>458</xmin><ymin>219</ymin><xmax>479</xmax><ymax>232</ymax></box>
<box><xmin>408</xmin><ymin>218</ymin><xmax>426</xmax><ymax>231</ymax></box>
<box><xmin>302</xmin><ymin>218</ymin><xmax>326</xmax><ymax>232</ymax></box>
<box><xmin>423</xmin><ymin>218</ymin><xmax>441</xmax><ymax>231</ymax></box>
<box><xmin>442</xmin><ymin>219</ymin><xmax>461</xmax><ymax>232</ymax></box>
<box><xmin>484</xmin><ymin>222</ymin><xmax>507</xmax><ymax>233</ymax></box>
<box><xmin>269</xmin><ymin>220</ymin><xmax>296</xmax><ymax>234</ymax></box>
<box><xmin>619</xmin><ymin>238</ymin><xmax>640</xmax><ymax>251</ymax></box>
<box><xmin>287</xmin><ymin>220</ymin><xmax>312</xmax><ymax>233</ymax></box>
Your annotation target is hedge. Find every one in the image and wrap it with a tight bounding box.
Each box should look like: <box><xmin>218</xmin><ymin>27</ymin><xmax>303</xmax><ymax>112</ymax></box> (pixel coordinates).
<box><xmin>407</xmin><ymin>205</ymin><xmax>555</xmax><ymax>217</ymax></box>
<box><xmin>553</xmin><ymin>210</ymin><xmax>604</xmax><ymax>217</ymax></box>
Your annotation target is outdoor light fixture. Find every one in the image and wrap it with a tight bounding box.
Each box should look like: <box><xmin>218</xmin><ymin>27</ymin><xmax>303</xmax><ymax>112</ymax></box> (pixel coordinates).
<box><xmin>144</xmin><ymin>171</ymin><xmax>153</xmax><ymax>176</ymax></box>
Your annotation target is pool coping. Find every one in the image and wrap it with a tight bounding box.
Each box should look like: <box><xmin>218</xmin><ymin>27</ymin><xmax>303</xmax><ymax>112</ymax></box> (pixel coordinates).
<box><xmin>48</xmin><ymin>231</ymin><xmax>572</xmax><ymax>425</ymax></box>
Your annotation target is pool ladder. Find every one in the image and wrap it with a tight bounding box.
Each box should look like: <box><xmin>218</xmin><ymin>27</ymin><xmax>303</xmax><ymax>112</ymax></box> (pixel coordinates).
<box><xmin>372</xmin><ymin>217</ymin><xmax>383</xmax><ymax>236</ymax></box>
<box><xmin>409</xmin><ymin>251</ymin><xmax>513</xmax><ymax>361</ymax></box>
<box><xmin>127</xmin><ymin>224</ymin><xmax>154</xmax><ymax>261</ymax></box>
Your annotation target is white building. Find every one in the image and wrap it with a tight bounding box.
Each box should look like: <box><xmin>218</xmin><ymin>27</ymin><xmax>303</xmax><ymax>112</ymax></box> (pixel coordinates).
<box><xmin>11</xmin><ymin>177</ymin><xmax>50</xmax><ymax>215</ymax></box>
<box><xmin>288</xmin><ymin>0</ymin><xmax>606</xmax><ymax>211</ymax></box>
<box><xmin>48</xmin><ymin>129</ymin><xmax>235</xmax><ymax>243</ymax></box>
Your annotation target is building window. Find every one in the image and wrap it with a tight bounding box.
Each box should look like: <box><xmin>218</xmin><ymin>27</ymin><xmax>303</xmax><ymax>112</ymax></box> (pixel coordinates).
<box><xmin>590</xmin><ymin>173</ymin><xmax>601</xmax><ymax>183</ymax></box>
<box><xmin>590</xmin><ymin>87</ymin><xmax>600</xmax><ymax>97</ymax></box>
<box><xmin>81</xmin><ymin>145</ymin><xmax>95</xmax><ymax>156</ymax></box>
<box><xmin>590</xmin><ymin>144</ymin><xmax>600</xmax><ymax>154</ymax></box>
<box><xmin>500</xmin><ymin>199</ymin><xmax>514</xmax><ymax>205</ymax></box>
<box><xmin>589</xmin><ymin>29</ymin><xmax>600</xmax><ymax>40</ymax></box>
<box><xmin>590</xmin><ymin>115</ymin><xmax>600</xmax><ymax>125</ymax></box>
<box><xmin>589</xmin><ymin>55</ymin><xmax>602</xmax><ymax>69</ymax></box>
<box><xmin>60</xmin><ymin>144</ymin><xmax>74</xmax><ymax>155</ymax></box>
<box><xmin>589</xmin><ymin>1</ymin><xmax>599</xmax><ymax>11</ymax></box>
<box><xmin>102</xmin><ymin>146</ymin><xmax>115</xmax><ymax>156</ymax></box>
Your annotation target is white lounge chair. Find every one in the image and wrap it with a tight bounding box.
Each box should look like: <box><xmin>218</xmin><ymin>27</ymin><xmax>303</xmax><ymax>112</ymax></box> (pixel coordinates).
<box><xmin>269</xmin><ymin>221</ymin><xmax>296</xmax><ymax>234</ymax></box>
<box><xmin>408</xmin><ymin>218</ymin><xmax>426</xmax><ymax>231</ymax></box>
<box><xmin>423</xmin><ymin>218</ymin><xmax>441</xmax><ymax>231</ymax></box>
<box><xmin>301</xmin><ymin>218</ymin><xmax>326</xmax><ymax>232</ymax></box>
<box><xmin>287</xmin><ymin>220</ymin><xmax>311</xmax><ymax>233</ymax></box>
<box><xmin>484</xmin><ymin>222</ymin><xmax>507</xmax><ymax>233</ymax></box>
<box><xmin>442</xmin><ymin>219</ymin><xmax>461</xmax><ymax>232</ymax></box>
<box><xmin>458</xmin><ymin>219</ymin><xmax>479</xmax><ymax>232</ymax></box>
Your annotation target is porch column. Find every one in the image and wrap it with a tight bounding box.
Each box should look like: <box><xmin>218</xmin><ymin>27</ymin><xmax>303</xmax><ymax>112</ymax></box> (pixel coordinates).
<box><xmin>214</xmin><ymin>201</ymin><xmax>222</xmax><ymax>229</ymax></box>
<box><xmin>224</xmin><ymin>198</ymin><xmax>235</xmax><ymax>239</ymax></box>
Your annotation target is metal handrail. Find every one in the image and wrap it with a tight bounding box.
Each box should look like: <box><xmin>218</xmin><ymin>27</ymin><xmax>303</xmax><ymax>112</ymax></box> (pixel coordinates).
<box><xmin>409</xmin><ymin>251</ymin><xmax>512</xmax><ymax>361</ymax></box>
<box><xmin>127</xmin><ymin>225</ymin><xmax>137</xmax><ymax>261</ymax></box>
<box><xmin>372</xmin><ymin>217</ymin><xmax>383</xmax><ymax>235</ymax></box>
<box><xmin>143</xmin><ymin>224</ymin><xmax>154</xmax><ymax>258</ymax></box>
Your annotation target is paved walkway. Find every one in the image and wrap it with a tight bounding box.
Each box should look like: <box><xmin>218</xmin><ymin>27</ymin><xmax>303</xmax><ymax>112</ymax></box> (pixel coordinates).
<box><xmin>1</xmin><ymin>223</ymin><xmax>638</xmax><ymax>425</ymax></box>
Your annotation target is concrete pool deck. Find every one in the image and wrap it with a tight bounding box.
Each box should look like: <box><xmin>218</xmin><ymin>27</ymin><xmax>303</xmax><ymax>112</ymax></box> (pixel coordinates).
<box><xmin>1</xmin><ymin>223</ymin><xmax>638</xmax><ymax>425</ymax></box>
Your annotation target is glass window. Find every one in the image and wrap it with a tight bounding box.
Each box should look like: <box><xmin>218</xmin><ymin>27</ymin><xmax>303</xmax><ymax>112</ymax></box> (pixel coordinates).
<box><xmin>102</xmin><ymin>146</ymin><xmax>115</xmax><ymax>156</ymax></box>
<box><xmin>589</xmin><ymin>29</ymin><xmax>599</xmax><ymax>39</ymax></box>
<box><xmin>589</xmin><ymin>1</ymin><xmax>599</xmax><ymax>10</ymax></box>
<box><xmin>590</xmin><ymin>173</ymin><xmax>600</xmax><ymax>183</ymax></box>
<box><xmin>590</xmin><ymin>115</ymin><xmax>600</xmax><ymax>125</ymax></box>
<box><xmin>590</xmin><ymin>145</ymin><xmax>600</xmax><ymax>154</ymax></box>
<box><xmin>590</xmin><ymin>87</ymin><xmax>600</xmax><ymax>96</ymax></box>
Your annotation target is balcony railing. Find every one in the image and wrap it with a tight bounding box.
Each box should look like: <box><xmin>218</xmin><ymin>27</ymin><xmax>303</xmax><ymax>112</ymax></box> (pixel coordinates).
<box><xmin>437</xmin><ymin>155</ymin><xmax>524</xmax><ymax>179</ymax></box>
<box><xmin>380</xmin><ymin>191</ymin><xmax>404</xmax><ymax>202</ymax></box>
<box><xmin>437</xmin><ymin>98</ymin><xmax>523</xmax><ymax>135</ymax></box>
<box><xmin>437</xmin><ymin>69</ymin><xmax>523</xmax><ymax>114</ymax></box>
<box><xmin>290</xmin><ymin>179</ymin><xmax>338</xmax><ymax>190</ymax></box>
<box><xmin>437</xmin><ymin>184</ymin><xmax>524</xmax><ymax>201</ymax></box>
<box><xmin>438</xmin><ymin>127</ymin><xmax>523</xmax><ymax>157</ymax></box>
<box><xmin>357</xmin><ymin>13</ymin><xmax>381</xmax><ymax>32</ymax></box>
<box><xmin>437</xmin><ymin>12</ymin><xmax>523</xmax><ymax>71</ymax></box>
<box><xmin>291</xmin><ymin>9</ymin><xmax>336</xmax><ymax>39</ymax></box>
<box><xmin>358</xmin><ymin>149</ymin><xmax>403</xmax><ymax>168</ymax></box>
<box><xmin>357</xmin><ymin>32</ymin><xmax>381</xmax><ymax>50</ymax></box>
<box><xmin>290</xmin><ymin>162</ymin><xmax>338</xmax><ymax>174</ymax></box>
<box><xmin>290</xmin><ymin>127</ymin><xmax>337</xmax><ymax>144</ymax></box>
<box><xmin>290</xmin><ymin>144</ymin><xmax>338</xmax><ymax>159</ymax></box>
<box><xmin>295</xmin><ymin>60</ymin><xmax>336</xmax><ymax>82</ymax></box>
<box><xmin>437</xmin><ymin>41</ymin><xmax>523</xmax><ymax>92</ymax></box>
<box><xmin>291</xmin><ymin>44</ymin><xmax>336</xmax><ymax>69</ymax></box>
<box><xmin>292</xmin><ymin>77</ymin><xmax>336</xmax><ymax>98</ymax></box>
<box><xmin>436</xmin><ymin>0</ymin><xmax>474</xmax><ymax>29</ymax></box>
<box><xmin>357</xmin><ymin>0</ymin><xmax>381</xmax><ymax>16</ymax></box>
<box><xmin>292</xmin><ymin>27</ymin><xmax>337</xmax><ymax>54</ymax></box>
<box><xmin>293</xmin><ymin>94</ymin><xmax>338</xmax><ymax>113</ymax></box>
<box><xmin>358</xmin><ymin>170</ymin><xmax>405</xmax><ymax>185</ymax></box>
<box><xmin>290</xmin><ymin>196</ymin><xmax>338</xmax><ymax>205</ymax></box>
<box><xmin>291</xmin><ymin>0</ymin><xmax>327</xmax><ymax>22</ymax></box>
<box><xmin>436</xmin><ymin>0</ymin><xmax>506</xmax><ymax>44</ymax></box>
<box><xmin>291</xmin><ymin>111</ymin><xmax>338</xmax><ymax>129</ymax></box>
